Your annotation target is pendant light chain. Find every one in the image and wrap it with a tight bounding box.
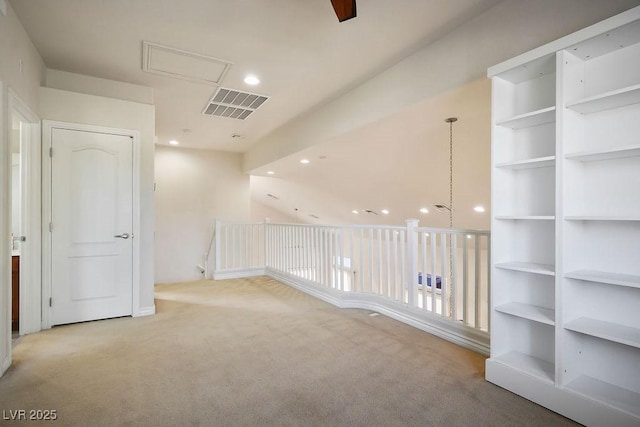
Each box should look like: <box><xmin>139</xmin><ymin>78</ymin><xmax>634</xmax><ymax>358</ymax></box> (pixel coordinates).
<box><xmin>445</xmin><ymin>117</ymin><xmax>457</xmax><ymax>319</ymax></box>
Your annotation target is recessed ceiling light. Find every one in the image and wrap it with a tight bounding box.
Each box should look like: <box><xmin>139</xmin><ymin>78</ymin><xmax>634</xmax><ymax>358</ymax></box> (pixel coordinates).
<box><xmin>352</xmin><ymin>210</ymin><xmax>359</xmax><ymax>214</ymax></box>
<box><xmin>169</xmin><ymin>140</ymin><xmax>179</xmax><ymax>146</ymax></box>
<box><xmin>300</xmin><ymin>159</ymin><xmax>310</xmax><ymax>164</ymax></box>
<box><xmin>467</xmin><ymin>234</ymin><xmax>473</xmax><ymax>239</ymax></box>
<box><xmin>420</xmin><ymin>207</ymin><xmax>429</xmax><ymax>214</ymax></box>
<box><xmin>381</xmin><ymin>209</ymin><xmax>389</xmax><ymax>215</ymax></box>
<box><xmin>244</xmin><ymin>74</ymin><xmax>260</xmax><ymax>85</ymax></box>
<box><xmin>267</xmin><ymin>171</ymin><xmax>275</xmax><ymax>175</ymax></box>
<box><xmin>474</xmin><ymin>205</ymin><xmax>486</xmax><ymax>213</ymax></box>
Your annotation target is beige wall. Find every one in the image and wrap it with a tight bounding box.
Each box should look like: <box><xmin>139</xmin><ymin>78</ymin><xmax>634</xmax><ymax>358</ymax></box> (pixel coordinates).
<box><xmin>0</xmin><ymin>0</ymin><xmax>45</xmax><ymax>375</ymax></box>
<box><xmin>39</xmin><ymin>86</ymin><xmax>156</xmax><ymax>313</ymax></box>
<box><xmin>155</xmin><ymin>146</ymin><xmax>250</xmax><ymax>283</ymax></box>
<box><xmin>251</xmin><ymin>199</ymin><xmax>296</xmax><ymax>224</ymax></box>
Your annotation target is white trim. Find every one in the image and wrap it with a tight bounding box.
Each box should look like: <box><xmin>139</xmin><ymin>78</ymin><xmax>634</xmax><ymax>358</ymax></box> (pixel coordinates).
<box><xmin>213</xmin><ymin>268</ymin><xmax>266</xmax><ymax>280</ymax></box>
<box><xmin>8</xmin><ymin>89</ymin><xmax>41</xmax><ymax>336</ymax></box>
<box><xmin>41</xmin><ymin>120</ymin><xmax>141</xmax><ymax>328</ymax></box>
<box><xmin>134</xmin><ymin>305</ymin><xmax>156</xmax><ymax>317</ymax></box>
<box><xmin>0</xmin><ymin>78</ymin><xmax>9</xmax><ymax>377</ymax></box>
<box><xmin>1</xmin><ymin>355</ymin><xmax>9</xmax><ymax>375</ymax></box>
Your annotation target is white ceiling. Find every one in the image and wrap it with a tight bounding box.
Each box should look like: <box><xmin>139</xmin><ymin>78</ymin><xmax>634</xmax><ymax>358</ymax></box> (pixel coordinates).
<box><xmin>11</xmin><ymin>0</ymin><xmax>500</xmax><ymax>152</ymax></box>
<box><xmin>10</xmin><ymin>0</ymin><xmax>504</xmax><ymax>229</ymax></box>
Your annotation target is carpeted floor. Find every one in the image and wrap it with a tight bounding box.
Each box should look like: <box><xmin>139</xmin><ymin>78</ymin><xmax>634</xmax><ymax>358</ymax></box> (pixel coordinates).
<box><xmin>0</xmin><ymin>277</ymin><xmax>577</xmax><ymax>426</ymax></box>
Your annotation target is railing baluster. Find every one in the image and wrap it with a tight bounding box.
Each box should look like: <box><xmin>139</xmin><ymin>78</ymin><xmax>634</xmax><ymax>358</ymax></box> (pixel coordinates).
<box><xmin>400</xmin><ymin>230</ymin><xmax>405</xmax><ymax>304</ymax></box>
<box><xmin>451</xmin><ymin>232</ymin><xmax>458</xmax><ymax>321</ymax></box>
<box><xmin>385</xmin><ymin>229</ymin><xmax>391</xmax><ymax>300</ymax></box>
<box><xmin>486</xmin><ymin>235</ymin><xmax>491</xmax><ymax>332</ymax></box>
<box><xmin>421</xmin><ymin>231</ymin><xmax>427</xmax><ymax>311</ymax></box>
<box><xmin>440</xmin><ymin>233</ymin><xmax>447</xmax><ymax>317</ymax></box>
<box><xmin>475</xmin><ymin>234</ymin><xmax>481</xmax><ymax>329</ymax></box>
<box><xmin>463</xmin><ymin>234</ymin><xmax>469</xmax><ymax>325</ymax></box>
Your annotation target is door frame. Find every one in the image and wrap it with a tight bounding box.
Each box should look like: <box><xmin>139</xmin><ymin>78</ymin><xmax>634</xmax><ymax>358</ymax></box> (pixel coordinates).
<box><xmin>1</xmin><ymin>79</ymin><xmax>8</xmax><ymax>376</ymax></box>
<box><xmin>8</xmin><ymin>89</ymin><xmax>41</xmax><ymax>335</ymax></box>
<box><xmin>42</xmin><ymin>120</ymin><xmax>141</xmax><ymax>329</ymax></box>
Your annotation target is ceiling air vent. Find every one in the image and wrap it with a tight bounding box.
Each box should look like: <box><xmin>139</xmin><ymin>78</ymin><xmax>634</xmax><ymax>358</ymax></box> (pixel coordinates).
<box><xmin>203</xmin><ymin>87</ymin><xmax>269</xmax><ymax>120</ymax></box>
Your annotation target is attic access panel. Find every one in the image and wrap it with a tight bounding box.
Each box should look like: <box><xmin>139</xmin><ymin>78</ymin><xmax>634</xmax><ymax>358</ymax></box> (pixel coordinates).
<box><xmin>142</xmin><ymin>41</ymin><xmax>232</xmax><ymax>85</ymax></box>
<box><xmin>203</xmin><ymin>87</ymin><xmax>269</xmax><ymax>120</ymax></box>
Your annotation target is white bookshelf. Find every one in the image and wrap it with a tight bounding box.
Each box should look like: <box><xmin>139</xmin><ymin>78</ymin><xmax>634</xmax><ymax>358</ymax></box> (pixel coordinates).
<box><xmin>495</xmin><ymin>302</ymin><xmax>555</xmax><ymax>326</ymax></box>
<box><xmin>495</xmin><ymin>262</ymin><xmax>555</xmax><ymax>276</ymax></box>
<box><xmin>495</xmin><ymin>156</ymin><xmax>555</xmax><ymax>169</ymax></box>
<box><xmin>496</xmin><ymin>106</ymin><xmax>556</xmax><ymax>129</ymax></box>
<box><xmin>565</xmin><ymin>317</ymin><xmax>640</xmax><ymax>349</ymax></box>
<box><xmin>495</xmin><ymin>215</ymin><xmax>555</xmax><ymax>220</ymax></box>
<box><xmin>565</xmin><ymin>269</ymin><xmax>640</xmax><ymax>289</ymax></box>
<box><xmin>491</xmin><ymin>351</ymin><xmax>555</xmax><ymax>384</ymax></box>
<box><xmin>487</xmin><ymin>7</ymin><xmax>640</xmax><ymax>426</ymax></box>
<box><xmin>566</xmin><ymin>376</ymin><xmax>640</xmax><ymax>419</ymax></box>
<box><xmin>565</xmin><ymin>144</ymin><xmax>640</xmax><ymax>162</ymax></box>
<box><xmin>565</xmin><ymin>83</ymin><xmax>640</xmax><ymax>114</ymax></box>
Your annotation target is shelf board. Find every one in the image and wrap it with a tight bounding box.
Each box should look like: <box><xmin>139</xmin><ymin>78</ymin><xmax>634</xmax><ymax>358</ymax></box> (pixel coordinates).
<box><xmin>491</xmin><ymin>351</ymin><xmax>554</xmax><ymax>383</ymax></box>
<box><xmin>496</xmin><ymin>106</ymin><xmax>556</xmax><ymax>129</ymax></box>
<box><xmin>565</xmin><ymin>144</ymin><xmax>640</xmax><ymax>162</ymax></box>
<box><xmin>565</xmin><ymin>270</ymin><xmax>640</xmax><ymax>289</ymax></box>
<box><xmin>566</xmin><ymin>375</ymin><xmax>640</xmax><ymax>419</ymax></box>
<box><xmin>565</xmin><ymin>216</ymin><xmax>640</xmax><ymax>221</ymax></box>
<box><xmin>495</xmin><ymin>156</ymin><xmax>556</xmax><ymax>169</ymax></box>
<box><xmin>495</xmin><ymin>215</ymin><xmax>555</xmax><ymax>220</ymax></box>
<box><xmin>495</xmin><ymin>262</ymin><xmax>555</xmax><ymax>276</ymax></box>
<box><xmin>495</xmin><ymin>302</ymin><xmax>555</xmax><ymax>326</ymax></box>
<box><xmin>566</xmin><ymin>83</ymin><xmax>640</xmax><ymax>114</ymax></box>
<box><xmin>565</xmin><ymin>317</ymin><xmax>640</xmax><ymax>349</ymax></box>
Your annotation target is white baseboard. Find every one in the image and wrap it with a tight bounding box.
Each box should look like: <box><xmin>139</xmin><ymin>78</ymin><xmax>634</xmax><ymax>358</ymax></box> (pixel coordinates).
<box><xmin>213</xmin><ymin>268</ymin><xmax>266</xmax><ymax>280</ymax></box>
<box><xmin>134</xmin><ymin>305</ymin><xmax>156</xmax><ymax>317</ymax></box>
<box><xmin>265</xmin><ymin>268</ymin><xmax>489</xmax><ymax>355</ymax></box>
<box><xmin>1</xmin><ymin>354</ymin><xmax>10</xmax><ymax>376</ymax></box>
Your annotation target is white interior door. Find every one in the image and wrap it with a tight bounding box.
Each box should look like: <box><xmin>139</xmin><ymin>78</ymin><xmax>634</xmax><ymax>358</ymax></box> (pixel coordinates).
<box><xmin>50</xmin><ymin>128</ymin><xmax>133</xmax><ymax>325</ymax></box>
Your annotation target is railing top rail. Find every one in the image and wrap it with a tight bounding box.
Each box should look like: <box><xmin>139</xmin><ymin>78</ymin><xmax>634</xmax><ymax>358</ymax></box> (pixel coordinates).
<box><xmin>217</xmin><ymin>220</ymin><xmax>266</xmax><ymax>226</ymax></box>
<box><xmin>415</xmin><ymin>227</ymin><xmax>490</xmax><ymax>236</ymax></box>
<box><xmin>266</xmin><ymin>222</ymin><xmax>406</xmax><ymax>231</ymax></box>
<box><xmin>216</xmin><ymin>220</ymin><xmax>490</xmax><ymax>236</ymax></box>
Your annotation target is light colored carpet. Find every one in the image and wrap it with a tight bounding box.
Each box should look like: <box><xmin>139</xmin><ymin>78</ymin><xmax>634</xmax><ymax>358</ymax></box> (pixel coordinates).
<box><xmin>0</xmin><ymin>276</ymin><xmax>576</xmax><ymax>426</ymax></box>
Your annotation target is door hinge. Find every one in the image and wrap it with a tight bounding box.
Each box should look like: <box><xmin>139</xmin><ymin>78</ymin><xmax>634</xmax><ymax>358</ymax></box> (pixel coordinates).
<box><xmin>49</xmin><ymin>222</ymin><xmax>53</xmax><ymax>232</ymax></box>
<box><xmin>49</xmin><ymin>147</ymin><xmax>53</xmax><ymax>157</ymax></box>
<box><xmin>49</xmin><ymin>297</ymin><xmax>52</xmax><ymax>307</ymax></box>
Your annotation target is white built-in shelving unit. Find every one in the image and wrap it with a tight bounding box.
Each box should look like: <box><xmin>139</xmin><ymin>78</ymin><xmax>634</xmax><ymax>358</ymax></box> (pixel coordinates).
<box><xmin>487</xmin><ymin>6</ymin><xmax>640</xmax><ymax>426</ymax></box>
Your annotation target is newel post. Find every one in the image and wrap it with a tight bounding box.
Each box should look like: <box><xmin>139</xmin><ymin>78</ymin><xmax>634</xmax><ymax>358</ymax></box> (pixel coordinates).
<box><xmin>405</xmin><ymin>218</ymin><xmax>419</xmax><ymax>308</ymax></box>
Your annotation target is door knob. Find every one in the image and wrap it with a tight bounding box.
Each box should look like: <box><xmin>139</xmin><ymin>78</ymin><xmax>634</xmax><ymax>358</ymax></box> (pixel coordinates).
<box><xmin>114</xmin><ymin>233</ymin><xmax>130</xmax><ymax>239</ymax></box>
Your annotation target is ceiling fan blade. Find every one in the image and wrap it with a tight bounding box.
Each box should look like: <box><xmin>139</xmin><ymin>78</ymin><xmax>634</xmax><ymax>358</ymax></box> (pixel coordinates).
<box><xmin>331</xmin><ymin>0</ymin><xmax>357</xmax><ymax>22</ymax></box>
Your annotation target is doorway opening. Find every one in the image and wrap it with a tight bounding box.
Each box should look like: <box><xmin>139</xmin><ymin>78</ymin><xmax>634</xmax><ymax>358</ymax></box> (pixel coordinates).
<box><xmin>9</xmin><ymin>90</ymin><xmax>42</xmax><ymax>337</ymax></box>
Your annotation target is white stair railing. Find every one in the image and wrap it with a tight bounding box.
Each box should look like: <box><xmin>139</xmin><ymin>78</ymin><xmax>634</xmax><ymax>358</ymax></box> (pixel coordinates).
<box><xmin>213</xmin><ymin>218</ymin><xmax>490</xmax><ymax>353</ymax></box>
